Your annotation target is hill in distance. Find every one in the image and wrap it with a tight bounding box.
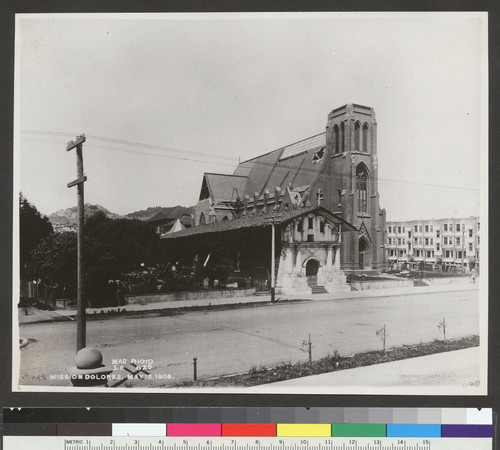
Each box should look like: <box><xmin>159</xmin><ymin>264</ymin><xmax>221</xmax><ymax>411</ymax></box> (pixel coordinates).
<box><xmin>124</xmin><ymin>205</ymin><xmax>193</xmax><ymax>222</ymax></box>
<box><xmin>48</xmin><ymin>204</ymin><xmax>193</xmax><ymax>227</ymax></box>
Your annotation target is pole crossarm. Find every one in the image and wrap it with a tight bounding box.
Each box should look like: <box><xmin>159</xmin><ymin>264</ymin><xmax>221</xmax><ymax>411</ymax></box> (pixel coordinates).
<box><xmin>66</xmin><ymin>134</ymin><xmax>86</xmax><ymax>151</ymax></box>
<box><xmin>67</xmin><ymin>175</ymin><xmax>87</xmax><ymax>188</ymax></box>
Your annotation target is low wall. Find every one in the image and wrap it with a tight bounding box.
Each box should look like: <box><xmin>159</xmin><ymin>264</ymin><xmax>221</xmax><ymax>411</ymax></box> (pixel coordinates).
<box><xmin>351</xmin><ymin>279</ymin><xmax>414</xmax><ymax>291</ymax></box>
<box><xmin>422</xmin><ymin>276</ymin><xmax>475</xmax><ymax>286</ymax></box>
<box><xmin>126</xmin><ymin>288</ymin><xmax>257</xmax><ymax>304</ymax></box>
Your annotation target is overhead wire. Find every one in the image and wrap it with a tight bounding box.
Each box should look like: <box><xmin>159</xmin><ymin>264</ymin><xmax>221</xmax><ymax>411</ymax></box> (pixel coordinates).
<box><xmin>19</xmin><ymin>129</ymin><xmax>480</xmax><ymax>195</ymax></box>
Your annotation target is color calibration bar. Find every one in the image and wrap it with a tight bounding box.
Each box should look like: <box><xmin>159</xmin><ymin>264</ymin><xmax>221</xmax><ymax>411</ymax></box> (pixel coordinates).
<box><xmin>3</xmin><ymin>422</ymin><xmax>492</xmax><ymax>438</ymax></box>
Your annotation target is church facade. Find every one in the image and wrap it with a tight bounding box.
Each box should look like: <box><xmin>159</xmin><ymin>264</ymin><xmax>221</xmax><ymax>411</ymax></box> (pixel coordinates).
<box><xmin>164</xmin><ymin>103</ymin><xmax>387</xmax><ymax>294</ymax></box>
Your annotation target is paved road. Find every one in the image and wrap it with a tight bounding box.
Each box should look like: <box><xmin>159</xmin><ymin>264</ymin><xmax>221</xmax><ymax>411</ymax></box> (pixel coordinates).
<box><xmin>18</xmin><ymin>287</ymin><xmax>480</xmax><ymax>388</ymax></box>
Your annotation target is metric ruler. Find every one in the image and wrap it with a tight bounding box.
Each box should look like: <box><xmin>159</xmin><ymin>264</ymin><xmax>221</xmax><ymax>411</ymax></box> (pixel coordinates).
<box><xmin>2</xmin><ymin>436</ymin><xmax>492</xmax><ymax>450</ymax></box>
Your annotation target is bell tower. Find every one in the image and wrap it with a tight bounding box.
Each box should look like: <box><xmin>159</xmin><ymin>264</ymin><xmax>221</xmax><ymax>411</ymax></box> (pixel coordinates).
<box><xmin>314</xmin><ymin>104</ymin><xmax>386</xmax><ymax>271</ymax></box>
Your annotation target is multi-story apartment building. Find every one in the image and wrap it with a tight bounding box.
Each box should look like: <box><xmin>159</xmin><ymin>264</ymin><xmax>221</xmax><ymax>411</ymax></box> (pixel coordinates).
<box><xmin>386</xmin><ymin>217</ymin><xmax>480</xmax><ymax>272</ymax></box>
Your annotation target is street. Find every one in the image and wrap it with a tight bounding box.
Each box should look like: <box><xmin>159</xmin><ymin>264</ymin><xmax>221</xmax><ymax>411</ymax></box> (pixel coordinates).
<box><xmin>18</xmin><ymin>287</ymin><xmax>480</xmax><ymax>388</ymax></box>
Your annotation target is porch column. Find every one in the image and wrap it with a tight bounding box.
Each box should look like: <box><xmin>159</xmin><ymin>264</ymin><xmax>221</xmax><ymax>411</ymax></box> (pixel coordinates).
<box><xmin>295</xmin><ymin>247</ymin><xmax>303</xmax><ymax>274</ymax></box>
<box><xmin>326</xmin><ymin>246</ymin><xmax>333</xmax><ymax>271</ymax></box>
<box><xmin>285</xmin><ymin>246</ymin><xmax>294</xmax><ymax>273</ymax></box>
<box><xmin>334</xmin><ymin>246</ymin><xmax>341</xmax><ymax>272</ymax></box>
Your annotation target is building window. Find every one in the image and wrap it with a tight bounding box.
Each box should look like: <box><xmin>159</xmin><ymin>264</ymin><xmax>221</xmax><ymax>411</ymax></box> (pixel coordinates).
<box><xmin>430</xmin><ymin>225</ymin><xmax>433</xmax><ymax>232</ymax></box>
<box><xmin>436</xmin><ymin>243</ymin><xmax>440</xmax><ymax>251</ymax></box>
<box><xmin>398</xmin><ymin>226</ymin><xmax>402</xmax><ymax>233</ymax></box>
<box><xmin>436</xmin><ymin>230</ymin><xmax>440</xmax><ymax>237</ymax></box>
<box><xmin>307</xmin><ymin>234</ymin><xmax>315</xmax><ymax>242</ymax></box>
<box><xmin>444</xmin><ymin>224</ymin><xmax>448</xmax><ymax>232</ymax></box>
<box><xmin>478</xmin><ymin>222</ymin><xmax>480</xmax><ymax>231</ymax></box>
<box><xmin>199</xmin><ymin>212</ymin><xmax>206</xmax><ymax>225</ymax></box>
<box><xmin>469</xmin><ymin>243</ymin><xmax>473</xmax><ymax>251</ymax></box>
<box><xmin>456</xmin><ymin>237</ymin><xmax>460</xmax><ymax>245</ymax></box>
<box><xmin>340</xmin><ymin>122</ymin><xmax>345</xmax><ymax>153</ymax></box>
<box><xmin>333</xmin><ymin>124</ymin><xmax>340</xmax><ymax>154</ymax></box>
<box><xmin>469</xmin><ymin>229</ymin><xmax>473</xmax><ymax>237</ymax></box>
<box><xmin>425</xmin><ymin>238</ymin><xmax>429</xmax><ymax>245</ymax></box>
<box><xmin>308</xmin><ymin>217</ymin><xmax>314</xmax><ymax>229</ymax></box>
<box><xmin>456</xmin><ymin>224</ymin><xmax>460</xmax><ymax>232</ymax></box>
<box><xmin>388</xmin><ymin>226</ymin><xmax>392</xmax><ymax>233</ymax></box>
<box><xmin>297</xmin><ymin>221</ymin><xmax>303</xmax><ymax>232</ymax></box>
<box><xmin>356</xmin><ymin>164</ymin><xmax>368</xmax><ymax>214</ymax></box>
<box><xmin>414</xmin><ymin>225</ymin><xmax>418</xmax><ymax>232</ymax></box>
<box><xmin>363</xmin><ymin>123</ymin><xmax>369</xmax><ymax>152</ymax></box>
<box><xmin>320</xmin><ymin>221</ymin><xmax>325</xmax><ymax>233</ymax></box>
<box><xmin>425</xmin><ymin>225</ymin><xmax>429</xmax><ymax>233</ymax></box>
<box><xmin>354</xmin><ymin>121</ymin><xmax>361</xmax><ymax>151</ymax></box>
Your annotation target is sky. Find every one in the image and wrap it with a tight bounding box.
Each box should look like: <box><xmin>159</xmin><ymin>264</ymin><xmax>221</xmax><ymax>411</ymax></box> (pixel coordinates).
<box><xmin>14</xmin><ymin>12</ymin><xmax>487</xmax><ymax>222</ymax></box>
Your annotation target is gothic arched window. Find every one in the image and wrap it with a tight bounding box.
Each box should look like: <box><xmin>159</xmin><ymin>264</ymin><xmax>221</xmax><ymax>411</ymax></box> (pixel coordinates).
<box><xmin>356</xmin><ymin>164</ymin><xmax>369</xmax><ymax>214</ymax></box>
<box><xmin>333</xmin><ymin>124</ymin><xmax>340</xmax><ymax>154</ymax></box>
<box><xmin>362</xmin><ymin>123</ymin><xmax>369</xmax><ymax>152</ymax></box>
<box><xmin>340</xmin><ymin>122</ymin><xmax>345</xmax><ymax>153</ymax></box>
<box><xmin>354</xmin><ymin>121</ymin><xmax>361</xmax><ymax>151</ymax></box>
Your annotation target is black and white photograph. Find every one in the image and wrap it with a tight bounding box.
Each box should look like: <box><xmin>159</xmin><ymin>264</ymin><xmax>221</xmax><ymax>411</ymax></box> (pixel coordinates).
<box><xmin>13</xmin><ymin>12</ymin><xmax>488</xmax><ymax>394</ymax></box>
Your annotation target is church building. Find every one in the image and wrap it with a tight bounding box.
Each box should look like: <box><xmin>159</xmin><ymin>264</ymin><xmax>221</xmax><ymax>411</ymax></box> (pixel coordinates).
<box><xmin>163</xmin><ymin>103</ymin><xmax>387</xmax><ymax>294</ymax></box>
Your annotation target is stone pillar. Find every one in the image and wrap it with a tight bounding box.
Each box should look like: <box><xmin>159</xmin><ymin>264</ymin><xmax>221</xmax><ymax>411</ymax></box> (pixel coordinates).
<box><xmin>253</xmin><ymin>192</ymin><xmax>259</xmax><ymax>215</ymax></box>
<box><xmin>243</xmin><ymin>195</ymin><xmax>250</xmax><ymax>217</ymax></box>
<box><xmin>274</xmin><ymin>186</ymin><xmax>282</xmax><ymax>211</ymax></box>
<box><xmin>263</xmin><ymin>189</ymin><xmax>270</xmax><ymax>214</ymax></box>
<box><xmin>326</xmin><ymin>246</ymin><xmax>333</xmax><ymax>271</ymax></box>
<box><xmin>295</xmin><ymin>247</ymin><xmax>303</xmax><ymax>274</ymax></box>
<box><xmin>285</xmin><ymin>246</ymin><xmax>294</xmax><ymax>273</ymax></box>
<box><xmin>334</xmin><ymin>247</ymin><xmax>341</xmax><ymax>272</ymax></box>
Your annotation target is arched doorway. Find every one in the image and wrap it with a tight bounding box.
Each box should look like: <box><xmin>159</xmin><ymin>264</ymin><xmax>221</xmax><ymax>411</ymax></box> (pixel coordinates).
<box><xmin>305</xmin><ymin>258</ymin><xmax>320</xmax><ymax>285</ymax></box>
<box><xmin>358</xmin><ymin>237</ymin><xmax>371</xmax><ymax>270</ymax></box>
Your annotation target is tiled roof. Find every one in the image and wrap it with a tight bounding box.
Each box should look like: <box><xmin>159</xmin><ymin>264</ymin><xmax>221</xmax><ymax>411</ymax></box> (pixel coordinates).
<box><xmin>162</xmin><ymin>205</ymin><xmax>355</xmax><ymax>240</ymax></box>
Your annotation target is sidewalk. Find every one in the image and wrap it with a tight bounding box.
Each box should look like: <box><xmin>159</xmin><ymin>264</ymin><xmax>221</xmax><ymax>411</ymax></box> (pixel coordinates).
<box><xmin>253</xmin><ymin>347</ymin><xmax>482</xmax><ymax>394</ymax></box>
<box><xmin>18</xmin><ymin>283</ymin><xmax>477</xmax><ymax>325</ymax></box>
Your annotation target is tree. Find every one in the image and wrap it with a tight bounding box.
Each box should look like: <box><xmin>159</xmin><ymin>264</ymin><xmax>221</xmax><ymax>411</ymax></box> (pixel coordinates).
<box><xmin>86</xmin><ymin>218</ymin><xmax>160</xmax><ymax>274</ymax></box>
<box><xmin>19</xmin><ymin>193</ymin><xmax>53</xmax><ymax>279</ymax></box>
<box><xmin>27</xmin><ymin>231</ymin><xmax>77</xmax><ymax>295</ymax></box>
<box><xmin>27</xmin><ymin>231</ymin><xmax>119</xmax><ymax>307</ymax></box>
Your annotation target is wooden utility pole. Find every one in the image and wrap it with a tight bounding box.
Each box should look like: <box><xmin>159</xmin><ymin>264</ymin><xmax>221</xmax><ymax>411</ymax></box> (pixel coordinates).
<box><xmin>264</xmin><ymin>214</ymin><xmax>282</xmax><ymax>302</ymax></box>
<box><xmin>66</xmin><ymin>134</ymin><xmax>87</xmax><ymax>352</ymax></box>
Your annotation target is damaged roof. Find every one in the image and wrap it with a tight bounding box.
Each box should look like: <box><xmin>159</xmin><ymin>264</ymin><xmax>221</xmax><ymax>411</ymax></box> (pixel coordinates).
<box><xmin>233</xmin><ymin>133</ymin><xmax>326</xmax><ymax>197</ymax></box>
